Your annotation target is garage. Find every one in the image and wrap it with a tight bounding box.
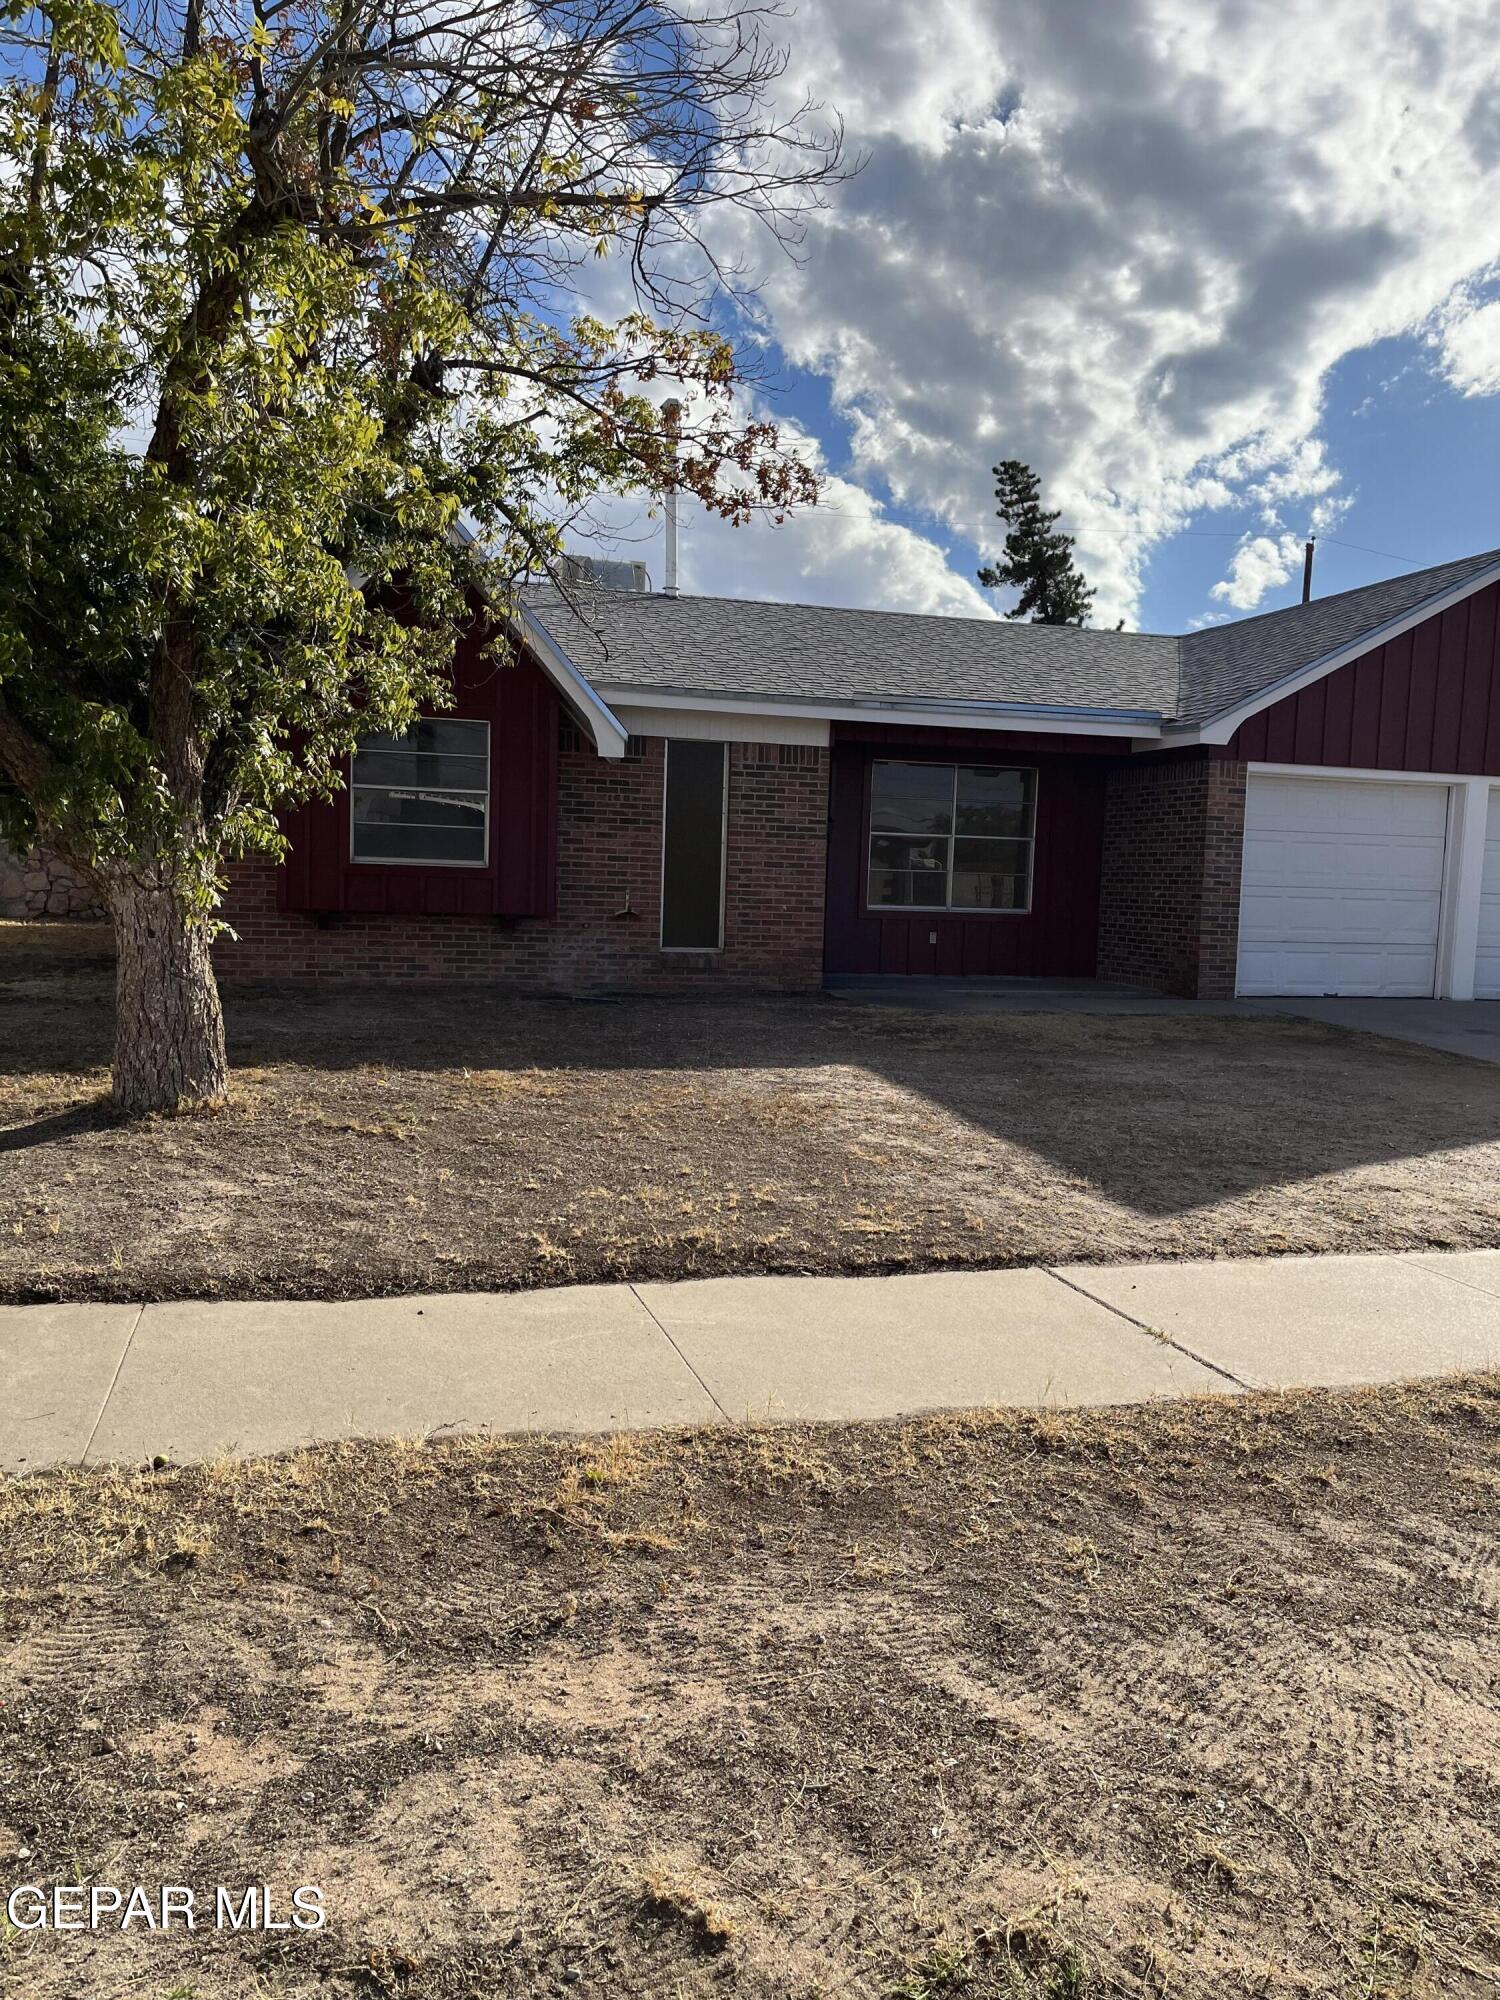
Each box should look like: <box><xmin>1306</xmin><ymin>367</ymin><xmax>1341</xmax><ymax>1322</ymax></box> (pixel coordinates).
<box><xmin>1478</xmin><ymin>788</ymin><xmax>1500</xmax><ymax>1000</ymax></box>
<box><xmin>1236</xmin><ymin>775</ymin><xmax>1450</xmax><ymax>997</ymax></box>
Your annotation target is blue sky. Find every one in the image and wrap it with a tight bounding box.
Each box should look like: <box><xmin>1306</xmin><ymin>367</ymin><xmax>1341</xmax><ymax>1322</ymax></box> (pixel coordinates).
<box><xmin>612</xmin><ymin>1</ymin><xmax>1500</xmax><ymax>636</ymax></box>
<box><xmin>1133</xmin><ymin>331</ymin><xmax>1500</xmax><ymax>630</ymax></box>
<box><xmin>761</xmin><ymin>323</ymin><xmax>1500</xmax><ymax>632</ymax></box>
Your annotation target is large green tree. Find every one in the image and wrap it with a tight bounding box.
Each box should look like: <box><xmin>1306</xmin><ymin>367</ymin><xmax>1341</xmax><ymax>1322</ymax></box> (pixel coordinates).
<box><xmin>977</xmin><ymin>459</ymin><xmax>1097</xmax><ymax>626</ymax></box>
<box><xmin>0</xmin><ymin>0</ymin><xmax>839</xmax><ymax>1114</ymax></box>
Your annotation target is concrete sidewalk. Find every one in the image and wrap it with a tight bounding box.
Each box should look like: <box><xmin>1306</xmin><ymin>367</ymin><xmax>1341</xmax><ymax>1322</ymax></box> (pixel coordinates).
<box><xmin>6</xmin><ymin>1249</ymin><xmax>1500</xmax><ymax>1473</ymax></box>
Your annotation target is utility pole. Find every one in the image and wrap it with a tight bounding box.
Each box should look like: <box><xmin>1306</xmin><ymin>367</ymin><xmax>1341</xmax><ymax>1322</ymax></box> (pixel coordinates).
<box><xmin>1301</xmin><ymin>537</ymin><xmax>1316</xmax><ymax>604</ymax></box>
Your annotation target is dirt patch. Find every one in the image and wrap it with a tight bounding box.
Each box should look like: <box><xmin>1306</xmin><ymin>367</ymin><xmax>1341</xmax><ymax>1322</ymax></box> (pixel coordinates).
<box><xmin>3</xmin><ymin>1381</ymin><xmax>1500</xmax><ymax>1995</ymax></box>
<box><xmin>4</xmin><ymin>939</ymin><xmax>1500</xmax><ymax>1301</ymax></box>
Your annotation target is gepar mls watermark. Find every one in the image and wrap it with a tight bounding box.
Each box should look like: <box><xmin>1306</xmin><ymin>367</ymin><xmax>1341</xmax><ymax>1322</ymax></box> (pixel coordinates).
<box><xmin>6</xmin><ymin>1884</ymin><xmax>326</xmax><ymax>1933</ymax></box>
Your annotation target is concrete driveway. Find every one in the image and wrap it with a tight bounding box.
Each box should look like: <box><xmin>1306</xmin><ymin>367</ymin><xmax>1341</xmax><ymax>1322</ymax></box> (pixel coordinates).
<box><xmin>1242</xmin><ymin>996</ymin><xmax>1500</xmax><ymax>1064</ymax></box>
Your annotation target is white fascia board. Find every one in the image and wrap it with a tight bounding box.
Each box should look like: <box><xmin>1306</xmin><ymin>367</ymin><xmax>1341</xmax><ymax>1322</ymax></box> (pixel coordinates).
<box><xmin>594</xmin><ymin>685</ymin><xmax>1161</xmax><ymax>741</ymax></box>
<box><xmin>612</xmin><ymin>702</ymin><xmax>830</xmax><ymax>747</ymax></box>
<box><xmin>1174</xmin><ymin>557</ymin><xmax>1500</xmax><ymax>747</ymax></box>
<box><xmin>515</xmin><ymin>606</ymin><xmax>629</xmax><ymax>759</ymax></box>
<box><xmin>444</xmin><ymin>517</ymin><xmax>629</xmax><ymax>759</ymax></box>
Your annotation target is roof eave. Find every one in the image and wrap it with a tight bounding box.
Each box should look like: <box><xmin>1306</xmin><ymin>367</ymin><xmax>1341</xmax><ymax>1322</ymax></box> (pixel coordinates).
<box><xmin>515</xmin><ymin>605</ymin><xmax>629</xmax><ymax>759</ymax></box>
<box><xmin>447</xmin><ymin>522</ymin><xmax>629</xmax><ymax>758</ymax></box>
<box><xmin>597</xmin><ymin>684</ymin><xmax>1165</xmax><ymax>739</ymax></box>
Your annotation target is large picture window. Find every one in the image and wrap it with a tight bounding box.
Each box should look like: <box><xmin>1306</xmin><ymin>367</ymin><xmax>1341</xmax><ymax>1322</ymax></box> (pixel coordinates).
<box><xmin>867</xmin><ymin>760</ymin><xmax>1036</xmax><ymax>912</ymax></box>
<box><xmin>350</xmin><ymin>719</ymin><xmax>490</xmax><ymax>866</ymax></box>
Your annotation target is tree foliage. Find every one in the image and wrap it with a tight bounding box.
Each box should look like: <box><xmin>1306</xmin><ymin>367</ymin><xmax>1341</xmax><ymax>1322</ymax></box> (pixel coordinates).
<box><xmin>0</xmin><ymin>0</ymin><xmax>842</xmax><ymax>1109</ymax></box>
<box><xmin>977</xmin><ymin>459</ymin><xmax>1097</xmax><ymax>626</ymax></box>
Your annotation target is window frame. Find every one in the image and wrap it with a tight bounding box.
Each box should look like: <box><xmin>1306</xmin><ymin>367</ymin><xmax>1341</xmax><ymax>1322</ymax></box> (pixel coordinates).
<box><xmin>864</xmin><ymin>758</ymin><xmax>1038</xmax><ymax>916</ymax></box>
<box><xmin>659</xmin><ymin>739</ymin><xmax>729</xmax><ymax>952</ymax></box>
<box><xmin>348</xmin><ymin>717</ymin><xmax>492</xmax><ymax>871</ymax></box>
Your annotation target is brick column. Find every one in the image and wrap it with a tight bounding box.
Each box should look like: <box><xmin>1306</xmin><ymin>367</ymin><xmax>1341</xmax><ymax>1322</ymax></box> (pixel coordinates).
<box><xmin>1096</xmin><ymin>752</ymin><xmax>1247</xmax><ymax>998</ymax></box>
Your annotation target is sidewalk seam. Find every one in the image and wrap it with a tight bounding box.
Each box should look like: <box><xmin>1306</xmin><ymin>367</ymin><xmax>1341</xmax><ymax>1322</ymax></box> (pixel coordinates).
<box><xmin>1402</xmin><ymin>1259</ymin><xmax>1500</xmax><ymax>1305</ymax></box>
<box><xmin>1041</xmin><ymin>1268</ymin><xmax>1252</xmax><ymax>1391</ymax></box>
<box><xmin>80</xmin><ymin>1304</ymin><xmax>147</xmax><ymax>1466</ymax></box>
<box><xmin>627</xmin><ymin>1286</ymin><xmax>736</xmax><ymax>1424</ymax></box>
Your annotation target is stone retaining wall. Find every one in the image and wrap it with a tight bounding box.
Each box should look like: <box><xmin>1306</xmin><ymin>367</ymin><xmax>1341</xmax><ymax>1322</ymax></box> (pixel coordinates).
<box><xmin>0</xmin><ymin>841</ymin><xmax>106</xmax><ymax>920</ymax></box>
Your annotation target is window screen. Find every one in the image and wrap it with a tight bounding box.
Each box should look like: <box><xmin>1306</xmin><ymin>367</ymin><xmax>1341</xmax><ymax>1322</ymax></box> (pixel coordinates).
<box><xmin>351</xmin><ymin>719</ymin><xmax>489</xmax><ymax>866</ymax></box>
<box><xmin>661</xmin><ymin>740</ymin><xmax>727</xmax><ymax>949</ymax></box>
<box><xmin>868</xmin><ymin>761</ymin><xmax>1036</xmax><ymax>911</ymax></box>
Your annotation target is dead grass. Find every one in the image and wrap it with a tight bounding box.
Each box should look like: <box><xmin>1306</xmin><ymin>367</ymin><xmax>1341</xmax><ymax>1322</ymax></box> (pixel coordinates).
<box><xmin>5</xmin><ymin>935</ymin><xmax>1500</xmax><ymax>1302</ymax></box>
<box><xmin>3</xmin><ymin>1378</ymin><xmax>1500</xmax><ymax>1995</ymax></box>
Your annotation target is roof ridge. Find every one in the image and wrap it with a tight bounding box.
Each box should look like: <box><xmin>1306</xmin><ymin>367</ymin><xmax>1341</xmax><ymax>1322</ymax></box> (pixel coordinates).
<box><xmin>522</xmin><ymin>582</ymin><xmax>1178</xmax><ymax>640</ymax></box>
<box><xmin>529</xmin><ymin>544</ymin><xmax>1500</xmax><ymax>645</ymax></box>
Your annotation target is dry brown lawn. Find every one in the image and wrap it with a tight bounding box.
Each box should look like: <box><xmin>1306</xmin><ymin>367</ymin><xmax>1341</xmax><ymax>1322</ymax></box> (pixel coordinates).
<box><xmin>2</xmin><ymin>1378</ymin><xmax>1499</xmax><ymax>1996</ymax></box>
<box><xmin>4</xmin><ymin>922</ymin><xmax>1500</xmax><ymax>1302</ymax></box>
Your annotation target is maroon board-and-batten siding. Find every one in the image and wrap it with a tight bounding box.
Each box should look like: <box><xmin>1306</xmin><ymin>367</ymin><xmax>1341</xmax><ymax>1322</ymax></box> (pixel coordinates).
<box><xmin>1229</xmin><ymin>578</ymin><xmax>1500</xmax><ymax>773</ymax></box>
<box><xmin>277</xmin><ymin>612</ymin><xmax>560</xmax><ymax>918</ymax></box>
<box><xmin>822</xmin><ymin>725</ymin><xmax>1111</xmax><ymax>977</ymax></box>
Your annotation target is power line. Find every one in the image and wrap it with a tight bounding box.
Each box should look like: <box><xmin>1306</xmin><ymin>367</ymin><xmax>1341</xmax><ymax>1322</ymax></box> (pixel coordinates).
<box><xmin>1314</xmin><ymin>535</ymin><xmax>1422</xmax><ymax>566</ymax></box>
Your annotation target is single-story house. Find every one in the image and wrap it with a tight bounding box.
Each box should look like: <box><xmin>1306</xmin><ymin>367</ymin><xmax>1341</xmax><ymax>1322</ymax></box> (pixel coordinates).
<box><xmin>219</xmin><ymin>543</ymin><xmax>1500</xmax><ymax>1002</ymax></box>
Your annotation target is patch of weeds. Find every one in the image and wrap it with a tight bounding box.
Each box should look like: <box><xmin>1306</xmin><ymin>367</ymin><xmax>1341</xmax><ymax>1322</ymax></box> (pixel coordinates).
<box><xmin>890</xmin><ymin>1940</ymin><xmax>973</xmax><ymax>1996</ymax></box>
<box><xmin>992</xmin><ymin>1913</ymin><xmax>1092</xmax><ymax>1998</ymax></box>
<box><xmin>1345</xmin><ymin>1912</ymin><xmax>1427</xmax><ymax>1998</ymax></box>
<box><xmin>638</xmin><ymin>1861</ymin><xmax>735</xmax><ymax>1954</ymax></box>
<box><xmin>350</xmin><ymin>1946</ymin><xmax>427</xmax><ymax>1994</ymax></box>
<box><xmin>1197</xmin><ymin>1840</ymin><xmax>1242</xmax><ymax>1891</ymax></box>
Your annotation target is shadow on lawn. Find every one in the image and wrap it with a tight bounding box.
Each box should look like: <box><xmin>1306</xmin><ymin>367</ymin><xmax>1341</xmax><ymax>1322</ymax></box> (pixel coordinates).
<box><xmin>0</xmin><ymin>1102</ymin><xmax>111</xmax><ymax>1154</ymax></box>
<box><xmin>223</xmin><ymin>981</ymin><xmax>1500</xmax><ymax>1221</ymax></box>
<box><xmin>4</xmin><ymin>947</ymin><xmax>1500</xmax><ymax>1220</ymax></box>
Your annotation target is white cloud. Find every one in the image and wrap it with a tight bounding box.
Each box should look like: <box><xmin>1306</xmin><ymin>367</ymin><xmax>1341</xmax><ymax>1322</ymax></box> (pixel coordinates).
<box><xmin>1434</xmin><ymin>292</ymin><xmax>1500</xmax><ymax>396</ymax></box>
<box><xmin>696</xmin><ymin>0</ymin><xmax>1500</xmax><ymax>623</ymax></box>
<box><xmin>674</xmin><ymin>467</ymin><xmax>996</xmax><ymax>617</ymax></box>
<box><xmin>1211</xmin><ymin>532</ymin><xmax>1307</xmax><ymax>610</ymax></box>
<box><xmin>565</xmin><ymin>395</ymin><xmax>997</xmax><ymax>618</ymax></box>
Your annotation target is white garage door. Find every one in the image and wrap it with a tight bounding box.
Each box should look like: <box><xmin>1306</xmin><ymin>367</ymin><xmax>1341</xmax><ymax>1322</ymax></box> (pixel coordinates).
<box><xmin>1477</xmin><ymin>789</ymin><xmax>1500</xmax><ymax>1000</ymax></box>
<box><xmin>1237</xmin><ymin>775</ymin><xmax>1449</xmax><ymax>997</ymax></box>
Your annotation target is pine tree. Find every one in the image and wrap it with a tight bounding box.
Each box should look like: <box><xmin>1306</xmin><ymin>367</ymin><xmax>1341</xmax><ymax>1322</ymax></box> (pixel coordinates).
<box><xmin>977</xmin><ymin>461</ymin><xmax>1097</xmax><ymax>625</ymax></box>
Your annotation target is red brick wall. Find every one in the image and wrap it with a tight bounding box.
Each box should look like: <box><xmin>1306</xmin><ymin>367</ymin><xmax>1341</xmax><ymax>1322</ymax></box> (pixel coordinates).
<box><xmin>215</xmin><ymin>737</ymin><xmax>830</xmax><ymax>991</ymax></box>
<box><xmin>1096</xmin><ymin>752</ymin><xmax>1247</xmax><ymax>999</ymax></box>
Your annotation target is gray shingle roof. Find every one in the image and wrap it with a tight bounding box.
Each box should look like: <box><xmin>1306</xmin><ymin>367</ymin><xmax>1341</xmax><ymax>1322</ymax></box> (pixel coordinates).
<box><xmin>522</xmin><ymin>588</ymin><xmax>1179</xmax><ymax>716</ymax></box>
<box><xmin>1175</xmin><ymin>546</ymin><xmax>1500</xmax><ymax>725</ymax></box>
<box><xmin>520</xmin><ymin>545</ymin><xmax>1500</xmax><ymax>730</ymax></box>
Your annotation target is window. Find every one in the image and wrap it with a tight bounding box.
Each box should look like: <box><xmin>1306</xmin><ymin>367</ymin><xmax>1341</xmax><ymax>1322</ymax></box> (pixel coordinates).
<box><xmin>661</xmin><ymin>740</ymin><xmax>727</xmax><ymax>949</ymax></box>
<box><xmin>350</xmin><ymin>719</ymin><xmax>490</xmax><ymax>866</ymax></box>
<box><xmin>867</xmin><ymin>760</ymin><xmax>1036</xmax><ymax>912</ymax></box>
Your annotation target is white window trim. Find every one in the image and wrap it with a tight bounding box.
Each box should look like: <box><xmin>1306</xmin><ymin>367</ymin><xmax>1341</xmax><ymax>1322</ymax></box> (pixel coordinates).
<box><xmin>1240</xmin><ymin>761</ymin><xmax>1497</xmax><ymax>1000</ymax></box>
<box><xmin>349</xmin><ymin>719</ymin><xmax>492</xmax><ymax>870</ymax></box>
<box><xmin>659</xmin><ymin>739</ymin><xmax>729</xmax><ymax>952</ymax></box>
<box><xmin>866</xmin><ymin>759</ymin><xmax>1038</xmax><ymax>917</ymax></box>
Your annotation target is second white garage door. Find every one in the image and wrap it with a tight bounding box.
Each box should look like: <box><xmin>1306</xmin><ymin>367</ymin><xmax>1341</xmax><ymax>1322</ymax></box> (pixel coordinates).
<box><xmin>1237</xmin><ymin>775</ymin><xmax>1449</xmax><ymax>997</ymax></box>
<box><xmin>1477</xmin><ymin>788</ymin><xmax>1500</xmax><ymax>999</ymax></box>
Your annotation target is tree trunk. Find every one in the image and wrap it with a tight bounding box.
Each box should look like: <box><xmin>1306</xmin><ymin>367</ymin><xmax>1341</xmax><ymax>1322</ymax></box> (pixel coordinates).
<box><xmin>108</xmin><ymin>875</ymin><xmax>229</xmax><ymax>1117</ymax></box>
